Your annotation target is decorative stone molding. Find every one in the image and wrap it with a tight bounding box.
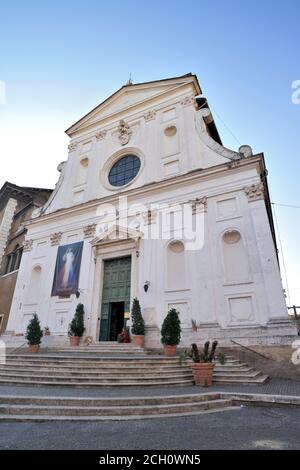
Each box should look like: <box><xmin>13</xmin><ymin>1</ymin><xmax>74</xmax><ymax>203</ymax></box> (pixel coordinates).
<box><xmin>50</xmin><ymin>232</ymin><xmax>62</xmax><ymax>246</ymax></box>
<box><xmin>227</xmin><ymin>160</ymin><xmax>240</xmax><ymax>169</ymax></box>
<box><xmin>95</xmin><ymin>130</ymin><xmax>107</xmax><ymax>141</ymax></box>
<box><xmin>180</xmin><ymin>95</ymin><xmax>195</xmax><ymax>107</ymax></box>
<box><xmin>189</xmin><ymin>197</ymin><xmax>207</xmax><ymax>214</ymax></box>
<box><xmin>142</xmin><ymin>209</ymin><xmax>158</xmax><ymax>225</ymax></box>
<box><xmin>244</xmin><ymin>183</ymin><xmax>265</xmax><ymax>201</ymax></box>
<box><xmin>83</xmin><ymin>223</ymin><xmax>97</xmax><ymax>238</ymax></box>
<box><xmin>144</xmin><ymin>109</ymin><xmax>156</xmax><ymax>122</ymax></box>
<box><xmin>118</xmin><ymin>119</ymin><xmax>132</xmax><ymax>145</ymax></box>
<box><xmin>23</xmin><ymin>239</ymin><xmax>33</xmax><ymax>252</ymax></box>
<box><xmin>68</xmin><ymin>142</ymin><xmax>77</xmax><ymax>152</ymax></box>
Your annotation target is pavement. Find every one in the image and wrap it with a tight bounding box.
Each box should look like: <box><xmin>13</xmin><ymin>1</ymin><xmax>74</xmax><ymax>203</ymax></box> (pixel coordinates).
<box><xmin>0</xmin><ymin>378</ymin><xmax>299</xmax><ymax>397</ymax></box>
<box><xmin>0</xmin><ymin>406</ymin><xmax>299</xmax><ymax>450</ymax></box>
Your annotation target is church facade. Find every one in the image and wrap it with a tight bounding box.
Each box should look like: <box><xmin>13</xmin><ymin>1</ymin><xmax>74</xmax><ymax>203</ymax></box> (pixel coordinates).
<box><xmin>4</xmin><ymin>74</ymin><xmax>297</xmax><ymax>348</ymax></box>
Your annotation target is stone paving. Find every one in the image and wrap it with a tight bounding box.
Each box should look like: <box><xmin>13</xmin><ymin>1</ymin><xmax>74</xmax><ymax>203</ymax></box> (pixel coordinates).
<box><xmin>0</xmin><ymin>406</ymin><xmax>299</xmax><ymax>450</ymax></box>
<box><xmin>0</xmin><ymin>378</ymin><xmax>299</xmax><ymax>398</ymax></box>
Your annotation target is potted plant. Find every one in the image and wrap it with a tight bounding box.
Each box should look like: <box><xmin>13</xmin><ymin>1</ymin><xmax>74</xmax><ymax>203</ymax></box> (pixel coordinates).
<box><xmin>161</xmin><ymin>308</ymin><xmax>181</xmax><ymax>356</ymax></box>
<box><xmin>25</xmin><ymin>313</ymin><xmax>43</xmax><ymax>353</ymax></box>
<box><xmin>131</xmin><ymin>298</ymin><xmax>145</xmax><ymax>346</ymax></box>
<box><xmin>68</xmin><ymin>303</ymin><xmax>85</xmax><ymax>346</ymax></box>
<box><xmin>44</xmin><ymin>326</ymin><xmax>50</xmax><ymax>336</ymax></box>
<box><xmin>191</xmin><ymin>319</ymin><xmax>199</xmax><ymax>332</ymax></box>
<box><xmin>184</xmin><ymin>341</ymin><xmax>225</xmax><ymax>386</ymax></box>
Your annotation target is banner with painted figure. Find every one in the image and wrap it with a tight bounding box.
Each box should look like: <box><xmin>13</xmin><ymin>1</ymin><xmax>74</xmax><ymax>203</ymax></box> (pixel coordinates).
<box><xmin>51</xmin><ymin>242</ymin><xmax>83</xmax><ymax>296</ymax></box>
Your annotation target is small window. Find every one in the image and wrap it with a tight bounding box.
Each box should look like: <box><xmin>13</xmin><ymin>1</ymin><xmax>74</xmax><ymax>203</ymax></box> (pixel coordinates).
<box><xmin>108</xmin><ymin>155</ymin><xmax>141</xmax><ymax>187</ymax></box>
<box><xmin>4</xmin><ymin>244</ymin><xmax>23</xmax><ymax>274</ymax></box>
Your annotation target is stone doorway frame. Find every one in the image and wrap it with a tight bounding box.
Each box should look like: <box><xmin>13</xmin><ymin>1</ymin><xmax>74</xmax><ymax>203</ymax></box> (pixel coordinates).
<box><xmin>88</xmin><ymin>225</ymin><xmax>142</xmax><ymax>341</ymax></box>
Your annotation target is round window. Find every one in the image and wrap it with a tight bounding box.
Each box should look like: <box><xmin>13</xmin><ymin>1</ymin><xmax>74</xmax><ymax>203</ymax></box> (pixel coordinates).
<box><xmin>108</xmin><ymin>154</ymin><xmax>141</xmax><ymax>187</ymax></box>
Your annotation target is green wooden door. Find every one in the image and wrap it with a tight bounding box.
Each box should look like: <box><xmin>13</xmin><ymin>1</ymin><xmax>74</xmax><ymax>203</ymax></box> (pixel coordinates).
<box><xmin>99</xmin><ymin>256</ymin><xmax>131</xmax><ymax>341</ymax></box>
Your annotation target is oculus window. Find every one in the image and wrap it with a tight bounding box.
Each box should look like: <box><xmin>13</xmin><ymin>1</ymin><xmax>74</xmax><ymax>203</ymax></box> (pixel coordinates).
<box><xmin>108</xmin><ymin>155</ymin><xmax>141</xmax><ymax>187</ymax></box>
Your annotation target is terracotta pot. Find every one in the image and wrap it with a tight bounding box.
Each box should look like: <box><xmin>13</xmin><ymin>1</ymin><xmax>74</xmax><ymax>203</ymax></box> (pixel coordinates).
<box><xmin>163</xmin><ymin>345</ymin><xmax>177</xmax><ymax>357</ymax></box>
<box><xmin>132</xmin><ymin>335</ymin><xmax>144</xmax><ymax>347</ymax></box>
<box><xmin>191</xmin><ymin>362</ymin><xmax>215</xmax><ymax>387</ymax></box>
<box><xmin>192</xmin><ymin>325</ymin><xmax>198</xmax><ymax>332</ymax></box>
<box><xmin>44</xmin><ymin>331</ymin><xmax>50</xmax><ymax>336</ymax></box>
<box><xmin>70</xmin><ymin>336</ymin><xmax>80</xmax><ymax>346</ymax></box>
<box><xmin>29</xmin><ymin>344</ymin><xmax>40</xmax><ymax>353</ymax></box>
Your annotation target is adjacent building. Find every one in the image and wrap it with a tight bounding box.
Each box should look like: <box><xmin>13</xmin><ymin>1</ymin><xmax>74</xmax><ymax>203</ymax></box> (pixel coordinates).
<box><xmin>0</xmin><ymin>182</ymin><xmax>52</xmax><ymax>333</ymax></box>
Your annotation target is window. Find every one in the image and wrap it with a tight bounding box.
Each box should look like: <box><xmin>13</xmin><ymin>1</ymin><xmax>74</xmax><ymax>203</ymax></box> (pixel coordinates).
<box><xmin>108</xmin><ymin>155</ymin><xmax>141</xmax><ymax>187</ymax></box>
<box><xmin>4</xmin><ymin>244</ymin><xmax>23</xmax><ymax>274</ymax></box>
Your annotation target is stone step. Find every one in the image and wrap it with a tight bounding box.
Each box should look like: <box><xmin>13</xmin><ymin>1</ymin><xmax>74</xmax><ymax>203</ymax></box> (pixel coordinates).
<box><xmin>0</xmin><ymin>392</ymin><xmax>220</xmax><ymax>408</ymax></box>
<box><xmin>55</xmin><ymin>348</ymin><xmax>145</xmax><ymax>353</ymax></box>
<box><xmin>0</xmin><ymin>393</ymin><xmax>235</xmax><ymax>421</ymax></box>
<box><xmin>0</xmin><ymin>393</ymin><xmax>222</xmax><ymax>407</ymax></box>
<box><xmin>0</xmin><ymin>365</ymin><xmax>191</xmax><ymax>374</ymax></box>
<box><xmin>213</xmin><ymin>364</ymin><xmax>251</xmax><ymax>370</ymax></box>
<box><xmin>0</xmin><ymin>399</ymin><xmax>232</xmax><ymax>418</ymax></box>
<box><xmin>0</xmin><ymin>377</ymin><xmax>194</xmax><ymax>387</ymax></box>
<box><xmin>7</xmin><ymin>354</ymin><xmax>180</xmax><ymax>363</ymax></box>
<box><xmin>213</xmin><ymin>374</ymin><xmax>269</xmax><ymax>385</ymax></box>
<box><xmin>0</xmin><ymin>369</ymin><xmax>192</xmax><ymax>383</ymax></box>
<box><xmin>213</xmin><ymin>370</ymin><xmax>261</xmax><ymax>378</ymax></box>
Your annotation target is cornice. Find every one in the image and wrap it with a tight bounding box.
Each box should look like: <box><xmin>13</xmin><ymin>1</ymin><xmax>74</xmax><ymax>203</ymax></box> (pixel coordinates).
<box><xmin>67</xmin><ymin>82</ymin><xmax>198</xmax><ymax>138</ymax></box>
<box><xmin>24</xmin><ymin>155</ymin><xmax>263</xmax><ymax>229</ymax></box>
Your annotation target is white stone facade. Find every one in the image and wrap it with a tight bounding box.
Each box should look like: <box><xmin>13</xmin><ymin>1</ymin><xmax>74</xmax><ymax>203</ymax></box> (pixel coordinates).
<box><xmin>5</xmin><ymin>74</ymin><xmax>297</xmax><ymax>347</ymax></box>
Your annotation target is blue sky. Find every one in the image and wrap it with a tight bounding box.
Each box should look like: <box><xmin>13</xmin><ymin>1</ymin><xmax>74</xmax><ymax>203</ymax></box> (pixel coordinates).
<box><xmin>0</xmin><ymin>0</ymin><xmax>299</xmax><ymax>304</ymax></box>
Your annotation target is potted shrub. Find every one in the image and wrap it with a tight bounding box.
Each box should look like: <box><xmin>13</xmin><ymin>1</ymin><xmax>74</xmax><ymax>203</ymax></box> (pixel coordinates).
<box><xmin>131</xmin><ymin>298</ymin><xmax>145</xmax><ymax>346</ymax></box>
<box><xmin>68</xmin><ymin>303</ymin><xmax>85</xmax><ymax>346</ymax></box>
<box><xmin>191</xmin><ymin>319</ymin><xmax>199</xmax><ymax>332</ymax></box>
<box><xmin>44</xmin><ymin>326</ymin><xmax>50</xmax><ymax>336</ymax></box>
<box><xmin>161</xmin><ymin>308</ymin><xmax>181</xmax><ymax>356</ymax></box>
<box><xmin>25</xmin><ymin>313</ymin><xmax>43</xmax><ymax>353</ymax></box>
<box><xmin>184</xmin><ymin>341</ymin><xmax>225</xmax><ymax>386</ymax></box>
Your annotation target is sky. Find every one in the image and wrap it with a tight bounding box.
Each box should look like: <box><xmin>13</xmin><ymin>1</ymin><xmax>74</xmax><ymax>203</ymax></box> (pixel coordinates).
<box><xmin>0</xmin><ymin>0</ymin><xmax>299</xmax><ymax>305</ymax></box>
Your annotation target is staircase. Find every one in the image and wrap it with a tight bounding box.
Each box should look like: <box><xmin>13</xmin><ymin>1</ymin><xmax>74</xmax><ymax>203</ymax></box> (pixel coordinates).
<box><xmin>0</xmin><ymin>343</ymin><xmax>268</xmax><ymax>387</ymax></box>
<box><xmin>213</xmin><ymin>357</ymin><xmax>269</xmax><ymax>384</ymax></box>
<box><xmin>0</xmin><ymin>392</ymin><xmax>236</xmax><ymax>422</ymax></box>
<box><xmin>0</xmin><ymin>347</ymin><xmax>194</xmax><ymax>387</ymax></box>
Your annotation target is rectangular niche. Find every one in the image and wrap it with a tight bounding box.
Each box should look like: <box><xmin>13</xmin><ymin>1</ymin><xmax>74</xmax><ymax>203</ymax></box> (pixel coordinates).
<box><xmin>143</xmin><ymin>308</ymin><xmax>157</xmax><ymax>326</ymax></box>
<box><xmin>54</xmin><ymin>310</ymin><xmax>69</xmax><ymax>333</ymax></box>
<box><xmin>226</xmin><ymin>295</ymin><xmax>256</xmax><ymax>325</ymax></box>
<box><xmin>164</xmin><ymin>159</ymin><xmax>179</xmax><ymax>177</ymax></box>
<box><xmin>33</xmin><ymin>241</ymin><xmax>47</xmax><ymax>258</ymax></box>
<box><xmin>167</xmin><ymin>301</ymin><xmax>190</xmax><ymax>329</ymax></box>
<box><xmin>216</xmin><ymin>197</ymin><xmax>239</xmax><ymax>221</ymax></box>
<box><xmin>162</xmin><ymin>108</ymin><xmax>176</xmax><ymax>122</ymax></box>
<box><xmin>80</xmin><ymin>141</ymin><xmax>92</xmax><ymax>154</ymax></box>
<box><xmin>67</xmin><ymin>233</ymin><xmax>79</xmax><ymax>243</ymax></box>
<box><xmin>73</xmin><ymin>190</ymin><xmax>84</xmax><ymax>204</ymax></box>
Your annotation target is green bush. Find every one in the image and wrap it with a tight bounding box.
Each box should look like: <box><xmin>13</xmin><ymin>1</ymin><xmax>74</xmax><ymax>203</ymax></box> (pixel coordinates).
<box><xmin>131</xmin><ymin>298</ymin><xmax>145</xmax><ymax>335</ymax></box>
<box><xmin>161</xmin><ymin>308</ymin><xmax>181</xmax><ymax>346</ymax></box>
<box><xmin>68</xmin><ymin>303</ymin><xmax>85</xmax><ymax>337</ymax></box>
<box><xmin>25</xmin><ymin>313</ymin><xmax>43</xmax><ymax>346</ymax></box>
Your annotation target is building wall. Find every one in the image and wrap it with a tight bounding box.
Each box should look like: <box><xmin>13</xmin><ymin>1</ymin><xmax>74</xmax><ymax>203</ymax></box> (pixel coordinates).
<box><xmin>0</xmin><ymin>270</ymin><xmax>18</xmax><ymax>333</ymax></box>
<box><xmin>6</xmin><ymin>160</ymin><xmax>296</xmax><ymax>347</ymax></box>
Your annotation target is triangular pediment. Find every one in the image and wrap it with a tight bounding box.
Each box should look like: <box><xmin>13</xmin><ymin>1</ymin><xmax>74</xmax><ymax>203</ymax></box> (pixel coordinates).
<box><xmin>66</xmin><ymin>74</ymin><xmax>200</xmax><ymax>136</ymax></box>
<box><xmin>90</xmin><ymin>224</ymin><xmax>143</xmax><ymax>246</ymax></box>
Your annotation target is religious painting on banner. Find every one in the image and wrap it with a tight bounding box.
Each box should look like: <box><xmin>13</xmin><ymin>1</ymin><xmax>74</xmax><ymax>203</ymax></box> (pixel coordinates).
<box><xmin>51</xmin><ymin>242</ymin><xmax>83</xmax><ymax>296</ymax></box>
